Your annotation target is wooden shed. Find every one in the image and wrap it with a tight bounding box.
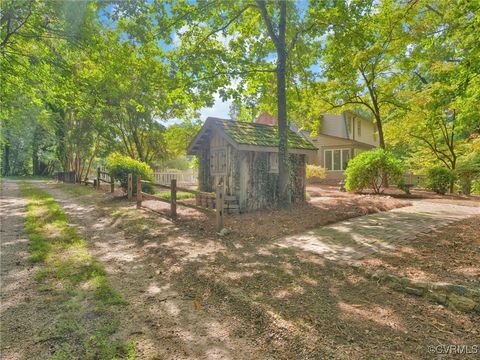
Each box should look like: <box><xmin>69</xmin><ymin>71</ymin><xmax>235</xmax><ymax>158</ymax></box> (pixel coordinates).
<box><xmin>187</xmin><ymin>117</ymin><xmax>317</xmax><ymax>212</ymax></box>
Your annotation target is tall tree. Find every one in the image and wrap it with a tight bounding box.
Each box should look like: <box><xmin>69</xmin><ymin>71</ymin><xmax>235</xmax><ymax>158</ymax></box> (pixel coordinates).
<box><xmin>310</xmin><ymin>0</ymin><xmax>415</xmax><ymax>148</ymax></box>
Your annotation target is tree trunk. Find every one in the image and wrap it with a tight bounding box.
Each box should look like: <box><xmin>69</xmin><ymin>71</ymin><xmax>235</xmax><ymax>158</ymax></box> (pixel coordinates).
<box><xmin>276</xmin><ymin>0</ymin><xmax>289</xmax><ymax>207</ymax></box>
<box><xmin>374</xmin><ymin>111</ymin><xmax>385</xmax><ymax>149</ymax></box>
<box><xmin>2</xmin><ymin>143</ymin><xmax>10</xmax><ymax>176</ymax></box>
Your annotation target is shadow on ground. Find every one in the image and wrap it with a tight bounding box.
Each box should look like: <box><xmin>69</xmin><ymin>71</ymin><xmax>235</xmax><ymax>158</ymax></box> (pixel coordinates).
<box><xmin>4</xmin><ymin>181</ymin><xmax>478</xmax><ymax>360</ymax></box>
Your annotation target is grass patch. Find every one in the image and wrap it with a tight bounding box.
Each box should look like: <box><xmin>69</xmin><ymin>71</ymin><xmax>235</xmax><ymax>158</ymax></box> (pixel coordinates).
<box><xmin>56</xmin><ymin>183</ymin><xmax>94</xmax><ymax>197</ymax></box>
<box><xmin>155</xmin><ymin>190</ymin><xmax>194</xmax><ymax>200</ymax></box>
<box><xmin>20</xmin><ymin>182</ymin><xmax>133</xmax><ymax>359</ymax></box>
<box><xmin>1</xmin><ymin>175</ymin><xmax>53</xmax><ymax>181</ymax></box>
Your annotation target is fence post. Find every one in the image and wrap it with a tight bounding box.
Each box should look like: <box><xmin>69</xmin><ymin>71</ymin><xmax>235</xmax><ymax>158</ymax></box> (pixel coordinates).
<box><xmin>97</xmin><ymin>167</ymin><xmax>101</xmax><ymax>189</ymax></box>
<box><xmin>128</xmin><ymin>173</ymin><xmax>133</xmax><ymax>200</ymax></box>
<box><xmin>136</xmin><ymin>176</ymin><xmax>142</xmax><ymax>209</ymax></box>
<box><xmin>171</xmin><ymin>179</ymin><xmax>177</xmax><ymax>219</ymax></box>
<box><xmin>216</xmin><ymin>184</ymin><xmax>224</xmax><ymax>232</ymax></box>
<box><xmin>110</xmin><ymin>175</ymin><xmax>114</xmax><ymax>193</ymax></box>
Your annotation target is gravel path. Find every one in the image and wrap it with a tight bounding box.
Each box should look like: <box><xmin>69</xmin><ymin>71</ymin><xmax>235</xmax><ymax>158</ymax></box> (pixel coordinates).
<box><xmin>277</xmin><ymin>199</ymin><xmax>480</xmax><ymax>260</ymax></box>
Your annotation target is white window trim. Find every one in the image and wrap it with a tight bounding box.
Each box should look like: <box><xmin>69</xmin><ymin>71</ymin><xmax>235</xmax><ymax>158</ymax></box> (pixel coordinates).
<box><xmin>324</xmin><ymin>148</ymin><xmax>351</xmax><ymax>172</ymax></box>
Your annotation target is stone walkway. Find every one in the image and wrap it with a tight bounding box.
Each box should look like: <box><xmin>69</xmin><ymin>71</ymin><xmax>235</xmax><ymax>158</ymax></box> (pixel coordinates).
<box><xmin>276</xmin><ymin>200</ymin><xmax>480</xmax><ymax>261</ymax></box>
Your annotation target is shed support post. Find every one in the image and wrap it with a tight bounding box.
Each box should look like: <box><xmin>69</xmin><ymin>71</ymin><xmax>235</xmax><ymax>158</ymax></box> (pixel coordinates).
<box><xmin>110</xmin><ymin>175</ymin><xmax>114</xmax><ymax>193</ymax></box>
<box><xmin>136</xmin><ymin>176</ymin><xmax>142</xmax><ymax>209</ymax></box>
<box><xmin>216</xmin><ymin>184</ymin><xmax>224</xmax><ymax>232</ymax></box>
<box><xmin>171</xmin><ymin>179</ymin><xmax>177</xmax><ymax>219</ymax></box>
<box><xmin>128</xmin><ymin>173</ymin><xmax>133</xmax><ymax>200</ymax></box>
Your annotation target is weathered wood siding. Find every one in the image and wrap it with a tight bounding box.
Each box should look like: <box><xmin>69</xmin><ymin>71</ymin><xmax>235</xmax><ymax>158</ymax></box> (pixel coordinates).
<box><xmin>237</xmin><ymin>152</ymin><xmax>306</xmax><ymax>212</ymax></box>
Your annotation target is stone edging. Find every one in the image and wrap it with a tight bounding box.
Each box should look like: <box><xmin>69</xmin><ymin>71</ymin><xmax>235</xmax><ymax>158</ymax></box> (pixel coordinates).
<box><xmin>353</xmin><ymin>266</ymin><xmax>480</xmax><ymax>314</ymax></box>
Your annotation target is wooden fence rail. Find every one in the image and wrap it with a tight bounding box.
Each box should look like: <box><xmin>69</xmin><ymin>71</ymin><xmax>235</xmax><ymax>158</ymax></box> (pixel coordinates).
<box><xmin>95</xmin><ymin>167</ymin><xmax>115</xmax><ymax>192</ymax></box>
<box><xmin>131</xmin><ymin>175</ymin><xmax>224</xmax><ymax>231</ymax></box>
<box><xmin>56</xmin><ymin>171</ymin><xmax>76</xmax><ymax>183</ymax></box>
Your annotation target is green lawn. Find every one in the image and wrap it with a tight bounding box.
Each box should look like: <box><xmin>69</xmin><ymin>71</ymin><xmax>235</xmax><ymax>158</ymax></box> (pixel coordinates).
<box><xmin>20</xmin><ymin>182</ymin><xmax>134</xmax><ymax>359</ymax></box>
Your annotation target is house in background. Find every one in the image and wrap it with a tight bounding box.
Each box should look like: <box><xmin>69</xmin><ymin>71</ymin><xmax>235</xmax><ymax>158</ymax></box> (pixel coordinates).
<box><xmin>257</xmin><ymin>111</ymin><xmax>378</xmax><ymax>182</ymax></box>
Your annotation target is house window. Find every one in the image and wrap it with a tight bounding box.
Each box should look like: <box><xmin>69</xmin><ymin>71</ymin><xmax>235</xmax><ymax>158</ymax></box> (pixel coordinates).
<box><xmin>357</xmin><ymin>119</ymin><xmax>361</xmax><ymax>137</ymax></box>
<box><xmin>269</xmin><ymin>153</ymin><xmax>279</xmax><ymax>173</ymax></box>
<box><xmin>342</xmin><ymin>149</ymin><xmax>351</xmax><ymax>170</ymax></box>
<box><xmin>211</xmin><ymin>147</ymin><xmax>227</xmax><ymax>174</ymax></box>
<box><xmin>324</xmin><ymin>149</ymin><xmax>351</xmax><ymax>171</ymax></box>
<box><xmin>325</xmin><ymin>150</ymin><xmax>333</xmax><ymax>170</ymax></box>
<box><xmin>333</xmin><ymin>150</ymin><xmax>341</xmax><ymax>170</ymax></box>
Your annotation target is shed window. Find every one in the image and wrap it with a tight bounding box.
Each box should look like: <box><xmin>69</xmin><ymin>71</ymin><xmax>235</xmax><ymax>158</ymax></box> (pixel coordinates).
<box><xmin>269</xmin><ymin>153</ymin><xmax>279</xmax><ymax>173</ymax></box>
<box><xmin>211</xmin><ymin>147</ymin><xmax>227</xmax><ymax>174</ymax></box>
<box><xmin>324</xmin><ymin>149</ymin><xmax>351</xmax><ymax>171</ymax></box>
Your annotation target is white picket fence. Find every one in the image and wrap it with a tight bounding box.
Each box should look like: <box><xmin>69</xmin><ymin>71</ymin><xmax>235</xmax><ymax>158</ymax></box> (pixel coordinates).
<box><xmin>97</xmin><ymin>166</ymin><xmax>197</xmax><ymax>186</ymax></box>
<box><xmin>153</xmin><ymin>169</ymin><xmax>197</xmax><ymax>186</ymax></box>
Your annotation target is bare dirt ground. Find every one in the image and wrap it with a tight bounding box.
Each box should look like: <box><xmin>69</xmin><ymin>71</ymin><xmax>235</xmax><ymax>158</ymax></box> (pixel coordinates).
<box><xmin>2</xmin><ymin>181</ymin><xmax>479</xmax><ymax>359</ymax></box>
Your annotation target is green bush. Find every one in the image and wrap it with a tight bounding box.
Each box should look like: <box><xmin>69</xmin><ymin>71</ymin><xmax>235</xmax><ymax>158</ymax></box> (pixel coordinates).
<box><xmin>456</xmin><ymin>158</ymin><xmax>480</xmax><ymax>195</ymax></box>
<box><xmin>106</xmin><ymin>153</ymin><xmax>154</xmax><ymax>195</ymax></box>
<box><xmin>397</xmin><ymin>178</ymin><xmax>411</xmax><ymax>195</ymax></box>
<box><xmin>344</xmin><ymin>149</ymin><xmax>404</xmax><ymax>194</ymax></box>
<box><xmin>425</xmin><ymin>166</ymin><xmax>456</xmax><ymax>195</ymax></box>
<box><xmin>472</xmin><ymin>179</ymin><xmax>480</xmax><ymax>195</ymax></box>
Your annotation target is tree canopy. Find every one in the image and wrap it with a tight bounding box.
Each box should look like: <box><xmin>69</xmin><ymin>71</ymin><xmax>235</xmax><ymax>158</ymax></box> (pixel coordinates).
<box><xmin>1</xmin><ymin>0</ymin><xmax>479</xmax><ymax>196</ymax></box>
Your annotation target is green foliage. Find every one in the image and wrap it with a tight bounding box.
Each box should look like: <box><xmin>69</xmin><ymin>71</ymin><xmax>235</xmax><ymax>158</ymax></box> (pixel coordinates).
<box><xmin>456</xmin><ymin>158</ymin><xmax>480</xmax><ymax>195</ymax></box>
<box><xmin>306</xmin><ymin>165</ymin><xmax>326</xmax><ymax>183</ymax></box>
<box><xmin>155</xmin><ymin>191</ymin><xmax>194</xmax><ymax>200</ymax></box>
<box><xmin>425</xmin><ymin>166</ymin><xmax>456</xmax><ymax>195</ymax></box>
<box><xmin>158</xmin><ymin>156</ymin><xmax>196</xmax><ymax>171</ymax></box>
<box><xmin>106</xmin><ymin>153</ymin><xmax>154</xmax><ymax>195</ymax></box>
<box><xmin>345</xmin><ymin>149</ymin><xmax>404</xmax><ymax>194</ymax></box>
<box><xmin>396</xmin><ymin>179</ymin><xmax>411</xmax><ymax>195</ymax></box>
<box><xmin>471</xmin><ymin>179</ymin><xmax>480</xmax><ymax>195</ymax></box>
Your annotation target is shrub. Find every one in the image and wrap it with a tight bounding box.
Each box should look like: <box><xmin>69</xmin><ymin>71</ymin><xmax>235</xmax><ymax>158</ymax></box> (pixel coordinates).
<box><xmin>425</xmin><ymin>166</ymin><xmax>456</xmax><ymax>195</ymax></box>
<box><xmin>397</xmin><ymin>179</ymin><xmax>411</xmax><ymax>195</ymax></box>
<box><xmin>456</xmin><ymin>158</ymin><xmax>480</xmax><ymax>195</ymax></box>
<box><xmin>106</xmin><ymin>153</ymin><xmax>154</xmax><ymax>195</ymax></box>
<box><xmin>344</xmin><ymin>149</ymin><xmax>404</xmax><ymax>194</ymax></box>
<box><xmin>472</xmin><ymin>179</ymin><xmax>480</xmax><ymax>195</ymax></box>
<box><xmin>306</xmin><ymin>164</ymin><xmax>326</xmax><ymax>183</ymax></box>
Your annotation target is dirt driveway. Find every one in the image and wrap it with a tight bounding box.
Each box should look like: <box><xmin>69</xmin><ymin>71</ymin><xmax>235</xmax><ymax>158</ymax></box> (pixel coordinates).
<box><xmin>2</xmin><ymin>180</ymin><xmax>479</xmax><ymax>359</ymax></box>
